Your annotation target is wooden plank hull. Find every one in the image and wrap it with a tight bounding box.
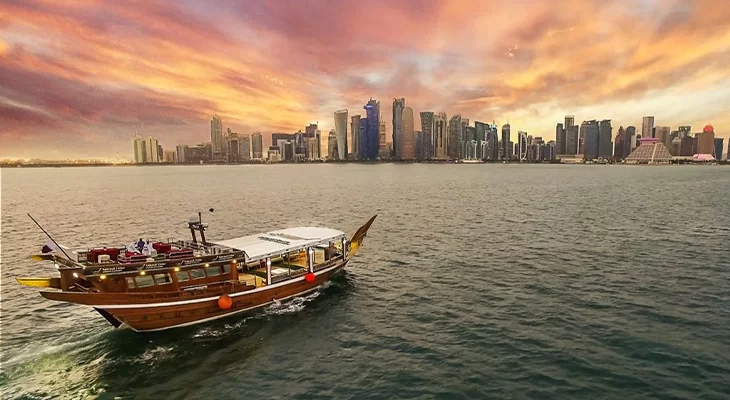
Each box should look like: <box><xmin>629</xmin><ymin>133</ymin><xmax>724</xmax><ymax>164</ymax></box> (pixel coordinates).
<box><xmin>40</xmin><ymin>260</ymin><xmax>347</xmax><ymax>332</ymax></box>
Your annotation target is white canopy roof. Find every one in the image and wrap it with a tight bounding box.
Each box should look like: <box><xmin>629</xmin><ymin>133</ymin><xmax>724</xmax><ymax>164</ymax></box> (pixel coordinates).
<box><xmin>213</xmin><ymin>227</ymin><xmax>346</xmax><ymax>261</ymax></box>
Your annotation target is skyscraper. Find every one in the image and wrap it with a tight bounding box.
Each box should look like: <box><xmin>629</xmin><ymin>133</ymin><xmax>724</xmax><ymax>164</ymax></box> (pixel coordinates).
<box><xmin>485</xmin><ymin>123</ymin><xmax>499</xmax><ymax>160</ymax></box>
<box><xmin>564</xmin><ymin>125</ymin><xmax>578</xmax><ymax>155</ymax></box>
<box><xmin>133</xmin><ymin>134</ymin><xmax>145</xmax><ymax>164</ymax></box>
<box><xmin>626</xmin><ymin>126</ymin><xmax>637</xmax><ymax>151</ymax></box>
<box><xmin>433</xmin><ymin>113</ymin><xmax>448</xmax><ymax>159</ymax></box>
<box><xmin>401</xmin><ymin>106</ymin><xmax>415</xmax><ymax>160</ymax></box>
<box><xmin>714</xmin><ymin>138</ymin><xmax>724</xmax><ymax>160</ymax></box>
<box><xmin>144</xmin><ymin>136</ymin><xmax>160</xmax><ymax>163</ymax></box>
<box><xmin>448</xmin><ymin>115</ymin><xmax>463</xmax><ymax>159</ymax></box>
<box><xmin>474</xmin><ymin>121</ymin><xmax>487</xmax><ymax>160</ymax></box>
<box><xmin>420</xmin><ymin>112</ymin><xmax>435</xmax><ymax>160</ymax></box>
<box><xmin>378</xmin><ymin>118</ymin><xmax>387</xmax><ymax>159</ymax></box>
<box><xmin>614</xmin><ymin>126</ymin><xmax>625</xmax><ymax>160</ymax></box>
<box><xmin>501</xmin><ymin>124</ymin><xmax>511</xmax><ymax>160</ymax></box>
<box><xmin>351</xmin><ymin>115</ymin><xmax>361</xmax><ymax>159</ymax></box>
<box><xmin>211</xmin><ymin>114</ymin><xmax>224</xmax><ymax>161</ymax></box>
<box><xmin>598</xmin><ymin>120</ymin><xmax>613</xmax><ymax>159</ymax></box>
<box><xmin>252</xmin><ymin>132</ymin><xmax>263</xmax><ymax>159</ymax></box>
<box><xmin>697</xmin><ymin>124</ymin><xmax>715</xmax><ymax>154</ymax></box>
<box><xmin>328</xmin><ymin>130</ymin><xmax>338</xmax><ymax>160</ymax></box>
<box><xmin>361</xmin><ymin>99</ymin><xmax>380</xmax><ymax>160</ymax></box>
<box><xmin>555</xmin><ymin>123</ymin><xmax>566</xmax><ymax>155</ymax></box>
<box><xmin>392</xmin><ymin>98</ymin><xmax>406</xmax><ymax>159</ymax></box>
<box><xmin>565</xmin><ymin>115</ymin><xmax>575</xmax><ymax>131</ymax></box>
<box><xmin>581</xmin><ymin>120</ymin><xmax>599</xmax><ymax>159</ymax></box>
<box><xmin>655</xmin><ymin>126</ymin><xmax>671</xmax><ymax>152</ymax></box>
<box><xmin>517</xmin><ymin>131</ymin><xmax>528</xmax><ymax>160</ymax></box>
<box><xmin>334</xmin><ymin>109</ymin><xmax>349</xmax><ymax>161</ymax></box>
<box><xmin>240</xmin><ymin>134</ymin><xmax>251</xmax><ymax>161</ymax></box>
<box><xmin>642</xmin><ymin>116</ymin><xmax>655</xmax><ymax>139</ymax></box>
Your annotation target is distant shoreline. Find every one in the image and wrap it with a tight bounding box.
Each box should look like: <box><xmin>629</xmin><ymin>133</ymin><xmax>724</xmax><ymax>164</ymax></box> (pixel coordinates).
<box><xmin>2</xmin><ymin>160</ymin><xmax>728</xmax><ymax>168</ymax></box>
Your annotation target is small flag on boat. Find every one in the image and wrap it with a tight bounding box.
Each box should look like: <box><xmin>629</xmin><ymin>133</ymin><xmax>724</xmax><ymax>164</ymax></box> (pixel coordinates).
<box><xmin>41</xmin><ymin>240</ymin><xmax>56</xmax><ymax>254</ymax></box>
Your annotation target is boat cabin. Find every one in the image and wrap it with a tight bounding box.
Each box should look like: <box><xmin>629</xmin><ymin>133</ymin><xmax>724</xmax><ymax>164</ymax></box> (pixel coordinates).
<box><xmin>47</xmin><ymin>227</ymin><xmax>348</xmax><ymax>296</ymax></box>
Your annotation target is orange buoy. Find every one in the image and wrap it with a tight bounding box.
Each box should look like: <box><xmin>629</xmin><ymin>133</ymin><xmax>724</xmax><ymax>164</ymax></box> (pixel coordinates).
<box><xmin>305</xmin><ymin>272</ymin><xmax>315</xmax><ymax>283</ymax></box>
<box><xmin>218</xmin><ymin>294</ymin><xmax>232</xmax><ymax>310</ymax></box>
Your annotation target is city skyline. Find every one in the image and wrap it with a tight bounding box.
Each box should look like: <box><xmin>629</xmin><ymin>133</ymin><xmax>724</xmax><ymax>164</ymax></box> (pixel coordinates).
<box><xmin>2</xmin><ymin>0</ymin><xmax>730</xmax><ymax>159</ymax></box>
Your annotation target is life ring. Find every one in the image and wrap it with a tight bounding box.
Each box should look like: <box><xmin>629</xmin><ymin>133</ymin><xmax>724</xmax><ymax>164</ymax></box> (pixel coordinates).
<box><xmin>305</xmin><ymin>272</ymin><xmax>315</xmax><ymax>283</ymax></box>
<box><xmin>218</xmin><ymin>294</ymin><xmax>232</xmax><ymax>310</ymax></box>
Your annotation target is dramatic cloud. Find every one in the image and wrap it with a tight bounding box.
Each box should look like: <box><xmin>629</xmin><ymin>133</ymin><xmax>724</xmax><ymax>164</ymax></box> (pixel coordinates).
<box><xmin>1</xmin><ymin>0</ymin><xmax>729</xmax><ymax>159</ymax></box>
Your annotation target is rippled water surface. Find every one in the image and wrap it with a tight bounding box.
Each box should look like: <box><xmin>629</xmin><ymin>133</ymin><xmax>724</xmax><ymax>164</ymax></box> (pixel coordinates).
<box><xmin>2</xmin><ymin>164</ymin><xmax>730</xmax><ymax>399</ymax></box>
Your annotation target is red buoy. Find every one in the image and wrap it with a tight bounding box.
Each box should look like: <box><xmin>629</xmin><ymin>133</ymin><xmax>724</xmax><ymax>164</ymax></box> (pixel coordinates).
<box><xmin>218</xmin><ymin>294</ymin><xmax>232</xmax><ymax>310</ymax></box>
<box><xmin>305</xmin><ymin>272</ymin><xmax>315</xmax><ymax>283</ymax></box>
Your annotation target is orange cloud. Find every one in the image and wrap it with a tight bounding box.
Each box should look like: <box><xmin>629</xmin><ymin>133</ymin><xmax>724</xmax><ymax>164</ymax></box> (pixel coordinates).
<box><xmin>1</xmin><ymin>0</ymin><xmax>729</xmax><ymax>159</ymax></box>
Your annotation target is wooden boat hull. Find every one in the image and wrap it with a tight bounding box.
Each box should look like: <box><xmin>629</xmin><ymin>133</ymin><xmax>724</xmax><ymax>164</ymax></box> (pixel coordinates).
<box><xmin>40</xmin><ymin>260</ymin><xmax>348</xmax><ymax>332</ymax></box>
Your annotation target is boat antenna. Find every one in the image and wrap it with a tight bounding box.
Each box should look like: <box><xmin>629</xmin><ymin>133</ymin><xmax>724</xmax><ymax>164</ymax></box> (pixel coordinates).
<box><xmin>27</xmin><ymin>213</ymin><xmax>71</xmax><ymax>259</ymax></box>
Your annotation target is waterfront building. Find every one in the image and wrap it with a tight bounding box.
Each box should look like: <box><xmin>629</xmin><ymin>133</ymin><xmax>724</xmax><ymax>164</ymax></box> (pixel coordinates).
<box><xmin>501</xmin><ymin>124</ymin><xmax>511</xmax><ymax>160</ymax></box>
<box><xmin>351</xmin><ymin>115</ymin><xmax>361</xmax><ymax>160</ymax></box>
<box><xmin>402</xmin><ymin>106</ymin><xmax>415</xmax><ymax>160</ymax></box>
<box><xmin>613</xmin><ymin>126</ymin><xmax>625</xmax><ymax>160</ymax></box>
<box><xmin>697</xmin><ymin>125</ymin><xmax>715</xmax><ymax>154</ymax></box>
<box><xmin>680</xmin><ymin>135</ymin><xmax>694</xmax><ymax>156</ymax></box>
<box><xmin>252</xmin><ymin>132</ymin><xmax>264</xmax><ymax>160</ymax></box>
<box><xmin>642</xmin><ymin>116</ymin><xmax>655</xmax><ymax>139</ymax></box>
<box><xmin>714</xmin><ymin>138</ymin><xmax>724</xmax><ymax>160</ymax></box>
<box><xmin>378</xmin><ymin>119</ymin><xmax>388</xmax><ymax>159</ymax></box>
<box><xmin>359</xmin><ymin>119</ymin><xmax>367</xmax><ymax>160</ymax></box>
<box><xmin>226</xmin><ymin>129</ymin><xmax>241</xmax><ymax>163</ymax></box>
<box><xmin>434</xmin><ymin>113</ymin><xmax>448</xmax><ymax>159</ymax></box>
<box><xmin>211</xmin><ymin>114</ymin><xmax>224</xmax><ymax>161</ymax></box>
<box><xmin>392</xmin><ymin>98</ymin><xmax>406</xmax><ymax>159</ymax></box>
<box><xmin>581</xmin><ymin>120</ymin><xmax>599</xmax><ymax>159</ymax></box>
<box><xmin>625</xmin><ymin>126</ymin><xmax>637</xmax><ymax>151</ymax></box>
<box><xmin>334</xmin><ymin>109</ymin><xmax>349</xmax><ymax>161</ymax></box>
<box><xmin>474</xmin><ymin>121</ymin><xmax>487</xmax><ymax>159</ymax></box>
<box><xmin>176</xmin><ymin>144</ymin><xmax>187</xmax><ymax>164</ymax></box>
<box><xmin>485</xmin><ymin>124</ymin><xmax>499</xmax><ymax>160</ymax></box>
<box><xmin>517</xmin><ymin>131</ymin><xmax>528</xmax><ymax>161</ymax></box>
<box><xmin>678</xmin><ymin>125</ymin><xmax>692</xmax><ymax>138</ymax></box>
<box><xmin>555</xmin><ymin>123</ymin><xmax>566</xmax><ymax>155</ymax></box>
<box><xmin>598</xmin><ymin>120</ymin><xmax>613</xmax><ymax>159</ymax></box>
<box><xmin>267</xmin><ymin>146</ymin><xmax>281</xmax><ymax>163</ymax></box>
<box><xmin>362</xmin><ymin>99</ymin><xmax>380</xmax><ymax>160</ymax></box>
<box><xmin>565</xmin><ymin>125</ymin><xmax>579</xmax><ymax>155</ymax></box>
<box><xmin>420</xmin><ymin>112</ymin><xmax>435</xmax><ymax>160</ymax></box>
<box><xmin>415</xmin><ymin>131</ymin><xmax>423</xmax><ymax>160</ymax></box>
<box><xmin>240</xmin><ymin>134</ymin><xmax>251</xmax><ymax>161</ymax></box>
<box><xmin>328</xmin><ymin>130</ymin><xmax>338</xmax><ymax>160</ymax></box>
<box><xmin>133</xmin><ymin>134</ymin><xmax>145</xmax><ymax>164</ymax></box>
<box><xmin>448</xmin><ymin>115</ymin><xmax>463</xmax><ymax>159</ymax></box>
<box><xmin>144</xmin><ymin>136</ymin><xmax>160</xmax><ymax>163</ymax></box>
<box><xmin>655</xmin><ymin>126</ymin><xmax>671</xmax><ymax>152</ymax></box>
<box><xmin>565</xmin><ymin>115</ymin><xmax>575</xmax><ymax>131</ymax></box>
<box><xmin>163</xmin><ymin>150</ymin><xmax>177</xmax><ymax>163</ymax></box>
<box><xmin>625</xmin><ymin>138</ymin><xmax>672</xmax><ymax>164</ymax></box>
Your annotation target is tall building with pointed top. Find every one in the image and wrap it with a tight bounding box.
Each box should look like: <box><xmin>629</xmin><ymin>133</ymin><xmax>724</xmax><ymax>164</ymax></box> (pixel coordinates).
<box><xmin>334</xmin><ymin>109</ymin><xmax>348</xmax><ymax>161</ymax></box>
<box><xmin>402</xmin><ymin>106</ymin><xmax>415</xmax><ymax>160</ymax></box>
<box><xmin>211</xmin><ymin>114</ymin><xmax>224</xmax><ymax>161</ymax></box>
<box><xmin>392</xmin><ymin>98</ymin><xmax>406</xmax><ymax>158</ymax></box>
<box><xmin>362</xmin><ymin>99</ymin><xmax>380</xmax><ymax>160</ymax></box>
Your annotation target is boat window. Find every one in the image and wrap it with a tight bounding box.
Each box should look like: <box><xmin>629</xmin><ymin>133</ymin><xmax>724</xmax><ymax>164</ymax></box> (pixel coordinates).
<box><xmin>189</xmin><ymin>268</ymin><xmax>205</xmax><ymax>279</ymax></box>
<box><xmin>205</xmin><ymin>265</ymin><xmax>221</xmax><ymax>277</ymax></box>
<box><xmin>222</xmin><ymin>264</ymin><xmax>231</xmax><ymax>274</ymax></box>
<box><xmin>176</xmin><ymin>271</ymin><xmax>190</xmax><ymax>282</ymax></box>
<box><xmin>154</xmin><ymin>273</ymin><xmax>172</xmax><ymax>285</ymax></box>
<box><xmin>125</xmin><ymin>277</ymin><xmax>136</xmax><ymax>289</ymax></box>
<box><xmin>135</xmin><ymin>275</ymin><xmax>155</xmax><ymax>288</ymax></box>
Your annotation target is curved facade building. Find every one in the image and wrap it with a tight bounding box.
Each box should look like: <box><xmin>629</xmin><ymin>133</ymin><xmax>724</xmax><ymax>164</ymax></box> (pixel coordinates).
<box><xmin>334</xmin><ymin>109</ymin><xmax>348</xmax><ymax>161</ymax></box>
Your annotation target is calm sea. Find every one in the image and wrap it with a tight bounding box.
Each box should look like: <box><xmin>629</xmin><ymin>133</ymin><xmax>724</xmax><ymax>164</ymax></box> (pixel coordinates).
<box><xmin>1</xmin><ymin>164</ymin><xmax>729</xmax><ymax>399</ymax></box>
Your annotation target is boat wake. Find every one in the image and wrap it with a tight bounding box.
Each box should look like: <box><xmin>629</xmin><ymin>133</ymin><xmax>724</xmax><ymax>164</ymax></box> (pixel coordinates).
<box><xmin>264</xmin><ymin>290</ymin><xmax>321</xmax><ymax>316</ymax></box>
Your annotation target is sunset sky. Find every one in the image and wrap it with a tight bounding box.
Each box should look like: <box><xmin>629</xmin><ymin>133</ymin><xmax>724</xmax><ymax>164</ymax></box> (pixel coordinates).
<box><xmin>1</xmin><ymin>0</ymin><xmax>729</xmax><ymax>160</ymax></box>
